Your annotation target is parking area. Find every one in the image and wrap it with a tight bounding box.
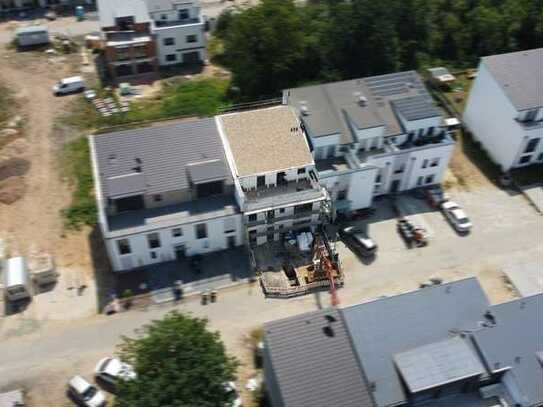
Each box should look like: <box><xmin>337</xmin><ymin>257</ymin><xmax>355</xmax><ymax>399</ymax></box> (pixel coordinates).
<box><xmin>333</xmin><ymin>184</ymin><xmax>543</xmax><ymax>305</ymax></box>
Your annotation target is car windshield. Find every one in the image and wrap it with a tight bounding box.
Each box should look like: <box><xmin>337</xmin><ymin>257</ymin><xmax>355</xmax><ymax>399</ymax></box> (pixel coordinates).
<box><xmin>82</xmin><ymin>386</ymin><xmax>97</xmax><ymax>401</ymax></box>
<box><xmin>457</xmin><ymin>217</ymin><xmax>470</xmax><ymax>224</ymax></box>
<box><xmin>99</xmin><ymin>359</ymin><xmax>111</xmax><ymax>372</ymax></box>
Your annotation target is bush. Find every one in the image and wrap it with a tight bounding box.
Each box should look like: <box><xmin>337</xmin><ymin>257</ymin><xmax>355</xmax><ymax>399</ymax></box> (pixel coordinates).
<box><xmin>62</xmin><ymin>137</ymin><xmax>96</xmax><ymax>229</ymax></box>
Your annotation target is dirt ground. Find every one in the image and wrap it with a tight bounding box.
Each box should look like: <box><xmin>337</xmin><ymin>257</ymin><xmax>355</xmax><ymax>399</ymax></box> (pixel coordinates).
<box><xmin>0</xmin><ymin>45</ymin><xmax>93</xmax><ymax>273</ymax></box>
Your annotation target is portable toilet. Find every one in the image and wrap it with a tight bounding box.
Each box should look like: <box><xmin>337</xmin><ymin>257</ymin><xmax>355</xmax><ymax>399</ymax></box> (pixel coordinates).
<box><xmin>4</xmin><ymin>257</ymin><xmax>31</xmax><ymax>301</ymax></box>
<box><xmin>75</xmin><ymin>6</ymin><xmax>85</xmax><ymax>21</ymax></box>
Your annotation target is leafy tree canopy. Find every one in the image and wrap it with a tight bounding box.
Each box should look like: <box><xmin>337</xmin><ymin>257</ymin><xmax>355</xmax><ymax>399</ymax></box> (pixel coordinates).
<box><xmin>114</xmin><ymin>312</ymin><xmax>238</xmax><ymax>407</ymax></box>
<box><xmin>217</xmin><ymin>0</ymin><xmax>543</xmax><ymax>99</ymax></box>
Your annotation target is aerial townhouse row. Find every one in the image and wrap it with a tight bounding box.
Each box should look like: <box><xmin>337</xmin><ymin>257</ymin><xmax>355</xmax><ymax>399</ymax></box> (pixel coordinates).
<box><xmin>89</xmin><ymin>70</ymin><xmax>456</xmax><ymax>272</ymax></box>
<box><xmin>96</xmin><ymin>0</ymin><xmax>207</xmax><ymax>84</ymax></box>
<box><xmin>264</xmin><ymin>277</ymin><xmax>543</xmax><ymax>407</ymax></box>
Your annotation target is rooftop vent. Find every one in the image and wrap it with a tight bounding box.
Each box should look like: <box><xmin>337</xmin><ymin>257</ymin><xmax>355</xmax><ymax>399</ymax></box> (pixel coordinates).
<box><xmin>324</xmin><ymin>314</ymin><xmax>337</xmax><ymax>323</ymax></box>
<box><xmin>358</xmin><ymin>95</ymin><xmax>368</xmax><ymax>106</ymax></box>
<box><xmin>484</xmin><ymin>310</ymin><xmax>496</xmax><ymax>325</ymax></box>
<box><xmin>300</xmin><ymin>104</ymin><xmax>309</xmax><ymax>116</ymax></box>
<box><xmin>322</xmin><ymin>326</ymin><xmax>335</xmax><ymax>337</ymax></box>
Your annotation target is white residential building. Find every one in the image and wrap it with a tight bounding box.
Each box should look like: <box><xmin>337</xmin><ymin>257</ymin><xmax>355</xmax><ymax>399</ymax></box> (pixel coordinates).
<box><xmin>89</xmin><ymin>118</ymin><xmax>243</xmax><ymax>272</ymax></box>
<box><xmin>216</xmin><ymin>106</ymin><xmax>327</xmax><ymax>247</ymax></box>
<box><xmin>97</xmin><ymin>0</ymin><xmax>206</xmax><ymax>70</ymax></box>
<box><xmin>285</xmin><ymin>71</ymin><xmax>455</xmax><ymax>215</ymax></box>
<box><xmin>146</xmin><ymin>0</ymin><xmax>207</xmax><ymax>65</ymax></box>
<box><xmin>464</xmin><ymin>48</ymin><xmax>543</xmax><ymax>171</ymax></box>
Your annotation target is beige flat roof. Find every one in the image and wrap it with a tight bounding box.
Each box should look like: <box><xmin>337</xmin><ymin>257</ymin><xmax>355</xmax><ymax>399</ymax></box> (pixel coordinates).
<box><xmin>220</xmin><ymin>106</ymin><xmax>314</xmax><ymax>177</ymax></box>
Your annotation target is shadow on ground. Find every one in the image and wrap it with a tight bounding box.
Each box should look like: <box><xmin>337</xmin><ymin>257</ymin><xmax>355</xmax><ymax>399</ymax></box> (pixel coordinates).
<box><xmin>88</xmin><ymin>226</ymin><xmax>115</xmax><ymax>313</ymax></box>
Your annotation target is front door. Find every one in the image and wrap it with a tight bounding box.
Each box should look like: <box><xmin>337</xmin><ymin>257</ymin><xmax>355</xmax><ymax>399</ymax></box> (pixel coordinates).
<box><xmin>174</xmin><ymin>244</ymin><xmax>186</xmax><ymax>261</ymax></box>
<box><xmin>390</xmin><ymin>179</ymin><xmax>401</xmax><ymax>193</ymax></box>
<box><xmin>227</xmin><ymin>236</ymin><xmax>236</xmax><ymax>249</ymax></box>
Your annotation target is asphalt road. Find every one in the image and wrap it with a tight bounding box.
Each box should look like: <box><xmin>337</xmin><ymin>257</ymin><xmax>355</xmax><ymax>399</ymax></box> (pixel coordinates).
<box><xmin>1</xmin><ymin>185</ymin><xmax>542</xmax><ymax>403</ymax></box>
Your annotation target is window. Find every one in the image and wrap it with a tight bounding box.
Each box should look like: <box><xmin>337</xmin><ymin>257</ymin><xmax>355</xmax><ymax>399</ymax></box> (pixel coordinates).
<box><xmin>147</xmin><ymin>233</ymin><xmax>161</xmax><ymax>249</ymax></box>
<box><xmin>417</xmin><ymin>176</ymin><xmax>423</xmax><ymax>186</ymax></box>
<box><xmin>172</xmin><ymin>228</ymin><xmax>183</xmax><ymax>237</ymax></box>
<box><xmin>178</xmin><ymin>8</ymin><xmax>189</xmax><ymax>20</ymax></box>
<box><xmin>425</xmin><ymin>175</ymin><xmax>435</xmax><ymax>184</ymax></box>
<box><xmin>117</xmin><ymin>239</ymin><xmax>131</xmax><ymax>255</ymax></box>
<box><xmin>196</xmin><ymin>180</ymin><xmax>224</xmax><ymax>198</ymax></box>
<box><xmin>422</xmin><ymin>159</ymin><xmax>429</xmax><ymax>169</ymax></box>
<box><xmin>166</xmin><ymin>54</ymin><xmax>177</xmax><ymax>62</ymax></box>
<box><xmin>524</xmin><ymin>138</ymin><xmax>540</xmax><ymax>154</ymax></box>
<box><xmin>297</xmin><ymin>168</ymin><xmax>306</xmax><ymax>175</ymax></box>
<box><xmin>279</xmin><ymin>208</ymin><xmax>285</xmax><ymax>214</ymax></box>
<box><xmin>519</xmin><ymin>155</ymin><xmax>532</xmax><ymax>165</ymax></box>
<box><xmin>195</xmin><ymin>223</ymin><xmax>207</xmax><ymax>239</ymax></box>
<box><xmin>267</xmin><ymin>210</ymin><xmax>275</xmax><ymax>219</ymax></box>
<box><xmin>394</xmin><ymin>164</ymin><xmax>405</xmax><ymax>174</ymax></box>
<box><xmin>153</xmin><ymin>194</ymin><xmax>163</xmax><ymax>202</ymax></box>
<box><xmin>248</xmin><ymin>214</ymin><xmax>257</xmax><ymax>222</ymax></box>
<box><xmin>163</xmin><ymin>37</ymin><xmax>175</xmax><ymax>46</ymax></box>
<box><xmin>161</xmin><ymin>14</ymin><xmax>167</xmax><ymax>20</ymax></box>
<box><xmin>150</xmin><ymin>251</ymin><xmax>157</xmax><ymax>259</ymax></box>
<box><xmin>337</xmin><ymin>190</ymin><xmax>348</xmax><ymax>201</ymax></box>
<box><xmin>224</xmin><ymin>218</ymin><xmax>235</xmax><ymax>233</ymax></box>
<box><xmin>375</xmin><ymin>174</ymin><xmax>382</xmax><ymax>183</ymax></box>
<box><xmin>524</xmin><ymin>110</ymin><xmax>538</xmax><ymax>122</ymax></box>
<box><xmin>186</xmin><ymin>34</ymin><xmax>197</xmax><ymax>43</ymax></box>
<box><xmin>430</xmin><ymin>158</ymin><xmax>440</xmax><ymax>167</ymax></box>
<box><xmin>538</xmin><ymin>152</ymin><xmax>543</xmax><ymax>161</ymax></box>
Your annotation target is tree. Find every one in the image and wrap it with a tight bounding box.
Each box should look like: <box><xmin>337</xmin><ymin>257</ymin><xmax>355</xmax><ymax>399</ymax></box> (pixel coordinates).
<box><xmin>114</xmin><ymin>312</ymin><xmax>238</xmax><ymax>407</ymax></box>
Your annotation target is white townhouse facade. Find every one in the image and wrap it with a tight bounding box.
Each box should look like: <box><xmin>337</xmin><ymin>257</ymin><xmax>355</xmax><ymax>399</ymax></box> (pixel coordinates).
<box><xmin>146</xmin><ymin>0</ymin><xmax>206</xmax><ymax>66</ymax></box>
<box><xmin>285</xmin><ymin>71</ymin><xmax>455</xmax><ymax>215</ymax></box>
<box><xmin>89</xmin><ymin>118</ymin><xmax>243</xmax><ymax>272</ymax></box>
<box><xmin>216</xmin><ymin>106</ymin><xmax>328</xmax><ymax>247</ymax></box>
<box><xmin>464</xmin><ymin>48</ymin><xmax>543</xmax><ymax>171</ymax></box>
<box><xmin>97</xmin><ymin>0</ymin><xmax>206</xmax><ymax>69</ymax></box>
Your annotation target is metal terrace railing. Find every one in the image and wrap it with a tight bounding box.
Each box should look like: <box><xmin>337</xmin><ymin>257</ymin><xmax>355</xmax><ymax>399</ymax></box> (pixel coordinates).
<box><xmin>217</xmin><ymin>98</ymin><xmax>283</xmax><ymax>115</ymax></box>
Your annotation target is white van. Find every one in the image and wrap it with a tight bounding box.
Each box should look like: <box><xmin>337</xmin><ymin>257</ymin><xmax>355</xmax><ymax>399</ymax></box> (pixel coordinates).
<box><xmin>4</xmin><ymin>257</ymin><xmax>31</xmax><ymax>301</ymax></box>
<box><xmin>53</xmin><ymin>76</ymin><xmax>86</xmax><ymax>96</ymax></box>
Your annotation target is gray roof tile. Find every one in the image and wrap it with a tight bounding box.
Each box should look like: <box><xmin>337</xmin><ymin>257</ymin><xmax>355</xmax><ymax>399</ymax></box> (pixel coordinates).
<box><xmin>342</xmin><ymin>278</ymin><xmax>490</xmax><ymax>407</ymax></box>
<box><xmin>483</xmin><ymin>48</ymin><xmax>543</xmax><ymax>111</ymax></box>
<box><xmin>92</xmin><ymin>118</ymin><xmax>231</xmax><ymax>199</ymax></box>
<box><xmin>264</xmin><ymin>309</ymin><xmax>375</xmax><ymax>407</ymax></box>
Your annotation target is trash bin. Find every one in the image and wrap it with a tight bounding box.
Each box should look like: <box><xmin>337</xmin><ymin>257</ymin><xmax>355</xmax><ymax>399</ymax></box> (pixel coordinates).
<box><xmin>210</xmin><ymin>290</ymin><xmax>217</xmax><ymax>303</ymax></box>
<box><xmin>201</xmin><ymin>291</ymin><xmax>209</xmax><ymax>305</ymax></box>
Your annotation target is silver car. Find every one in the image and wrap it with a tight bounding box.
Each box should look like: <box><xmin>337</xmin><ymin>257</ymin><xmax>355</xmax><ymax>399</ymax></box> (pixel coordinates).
<box><xmin>441</xmin><ymin>201</ymin><xmax>472</xmax><ymax>233</ymax></box>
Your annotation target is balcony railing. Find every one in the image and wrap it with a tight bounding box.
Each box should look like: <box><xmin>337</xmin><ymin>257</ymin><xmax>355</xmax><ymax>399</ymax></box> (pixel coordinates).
<box><xmin>154</xmin><ymin>17</ymin><xmax>201</xmax><ymax>28</ymax></box>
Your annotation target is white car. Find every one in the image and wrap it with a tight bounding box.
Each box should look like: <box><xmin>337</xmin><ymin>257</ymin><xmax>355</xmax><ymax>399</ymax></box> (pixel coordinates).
<box><xmin>441</xmin><ymin>201</ymin><xmax>472</xmax><ymax>233</ymax></box>
<box><xmin>95</xmin><ymin>357</ymin><xmax>136</xmax><ymax>387</ymax></box>
<box><xmin>68</xmin><ymin>375</ymin><xmax>106</xmax><ymax>407</ymax></box>
<box><xmin>53</xmin><ymin>76</ymin><xmax>86</xmax><ymax>96</ymax></box>
<box><xmin>225</xmin><ymin>382</ymin><xmax>242</xmax><ymax>407</ymax></box>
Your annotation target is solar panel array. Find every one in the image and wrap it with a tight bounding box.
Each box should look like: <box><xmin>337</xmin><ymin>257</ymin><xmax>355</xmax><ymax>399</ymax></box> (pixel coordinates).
<box><xmin>392</xmin><ymin>96</ymin><xmax>441</xmax><ymax>121</ymax></box>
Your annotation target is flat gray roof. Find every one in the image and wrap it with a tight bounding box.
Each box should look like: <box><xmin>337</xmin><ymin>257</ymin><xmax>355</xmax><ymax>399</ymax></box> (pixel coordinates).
<box><xmin>472</xmin><ymin>294</ymin><xmax>543</xmax><ymax>407</ymax></box>
<box><xmin>92</xmin><ymin>118</ymin><xmax>231</xmax><ymax>199</ymax></box>
<box><xmin>394</xmin><ymin>337</ymin><xmax>486</xmax><ymax>393</ymax></box>
<box><xmin>483</xmin><ymin>48</ymin><xmax>543</xmax><ymax>111</ymax></box>
<box><xmin>286</xmin><ymin>71</ymin><xmax>440</xmax><ymax>143</ymax></box>
<box><xmin>107</xmin><ymin>195</ymin><xmax>238</xmax><ymax>238</ymax></box>
<box><xmin>264</xmin><ymin>309</ymin><xmax>375</xmax><ymax>407</ymax></box>
<box><xmin>342</xmin><ymin>278</ymin><xmax>490</xmax><ymax>407</ymax></box>
<box><xmin>97</xmin><ymin>0</ymin><xmax>150</xmax><ymax>28</ymax></box>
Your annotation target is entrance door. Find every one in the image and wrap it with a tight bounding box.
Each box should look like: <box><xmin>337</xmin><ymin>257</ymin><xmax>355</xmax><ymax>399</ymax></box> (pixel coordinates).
<box><xmin>257</xmin><ymin>175</ymin><xmax>266</xmax><ymax>188</ymax></box>
<box><xmin>183</xmin><ymin>51</ymin><xmax>201</xmax><ymax>64</ymax></box>
<box><xmin>390</xmin><ymin>179</ymin><xmax>401</xmax><ymax>193</ymax></box>
<box><xmin>174</xmin><ymin>244</ymin><xmax>186</xmax><ymax>261</ymax></box>
<box><xmin>227</xmin><ymin>236</ymin><xmax>236</xmax><ymax>249</ymax></box>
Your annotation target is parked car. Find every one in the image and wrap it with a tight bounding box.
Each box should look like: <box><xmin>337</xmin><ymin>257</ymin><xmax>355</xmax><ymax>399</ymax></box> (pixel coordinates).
<box><xmin>224</xmin><ymin>382</ymin><xmax>242</xmax><ymax>407</ymax></box>
<box><xmin>440</xmin><ymin>201</ymin><xmax>472</xmax><ymax>233</ymax></box>
<box><xmin>338</xmin><ymin>226</ymin><xmax>378</xmax><ymax>257</ymax></box>
<box><xmin>68</xmin><ymin>375</ymin><xmax>106</xmax><ymax>407</ymax></box>
<box><xmin>53</xmin><ymin>76</ymin><xmax>86</xmax><ymax>96</ymax></box>
<box><xmin>95</xmin><ymin>357</ymin><xmax>136</xmax><ymax>388</ymax></box>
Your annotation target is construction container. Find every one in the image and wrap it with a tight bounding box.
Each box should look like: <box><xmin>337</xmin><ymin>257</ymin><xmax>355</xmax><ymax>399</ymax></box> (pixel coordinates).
<box><xmin>15</xmin><ymin>26</ymin><xmax>50</xmax><ymax>47</ymax></box>
<box><xmin>4</xmin><ymin>257</ymin><xmax>31</xmax><ymax>301</ymax></box>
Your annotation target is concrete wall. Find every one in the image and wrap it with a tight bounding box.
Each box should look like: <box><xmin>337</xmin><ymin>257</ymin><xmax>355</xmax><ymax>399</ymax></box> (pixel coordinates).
<box><xmin>106</xmin><ymin>213</ymin><xmax>243</xmax><ymax>272</ymax></box>
<box><xmin>463</xmin><ymin>61</ymin><xmax>524</xmax><ymax>171</ymax></box>
<box><xmin>154</xmin><ymin>22</ymin><xmax>206</xmax><ymax>66</ymax></box>
<box><xmin>320</xmin><ymin>166</ymin><xmax>378</xmax><ymax>211</ymax></box>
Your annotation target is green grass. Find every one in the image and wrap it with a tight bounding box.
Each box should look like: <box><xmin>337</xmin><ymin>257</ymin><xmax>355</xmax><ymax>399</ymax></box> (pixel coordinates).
<box><xmin>61</xmin><ymin>77</ymin><xmax>232</xmax><ymax>229</ymax></box>
<box><xmin>0</xmin><ymin>84</ymin><xmax>15</xmax><ymax>127</ymax></box>
<box><xmin>62</xmin><ymin>136</ymin><xmax>97</xmax><ymax>230</ymax></box>
<box><xmin>66</xmin><ymin>77</ymin><xmax>232</xmax><ymax>131</ymax></box>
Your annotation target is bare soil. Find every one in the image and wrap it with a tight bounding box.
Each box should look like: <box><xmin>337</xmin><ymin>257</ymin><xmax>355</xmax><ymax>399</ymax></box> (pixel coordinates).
<box><xmin>0</xmin><ymin>46</ymin><xmax>92</xmax><ymax>271</ymax></box>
